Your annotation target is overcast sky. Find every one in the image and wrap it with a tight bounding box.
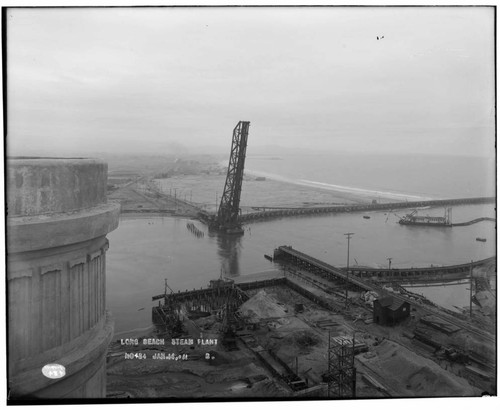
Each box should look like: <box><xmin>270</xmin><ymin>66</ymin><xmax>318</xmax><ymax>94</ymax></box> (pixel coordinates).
<box><xmin>6</xmin><ymin>6</ymin><xmax>495</xmax><ymax>157</ymax></box>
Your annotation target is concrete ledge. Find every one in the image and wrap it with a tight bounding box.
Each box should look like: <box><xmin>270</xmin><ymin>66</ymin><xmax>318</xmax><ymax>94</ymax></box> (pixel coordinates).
<box><xmin>7</xmin><ymin>203</ymin><xmax>121</xmax><ymax>253</ymax></box>
<box><xmin>7</xmin><ymin>236</ymin><xmax>108</xmax><ymax>269</ymax></box>
<box><xmin>7</xmin><ymin>158</ymin><xmax>109</xmax><ymax>217</ymax></box>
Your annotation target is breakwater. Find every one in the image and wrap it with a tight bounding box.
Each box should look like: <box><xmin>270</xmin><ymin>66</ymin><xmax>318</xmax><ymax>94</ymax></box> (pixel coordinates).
<box><xmin>452</xmin><ymin>217</ymin><xmax>496</xmax><ymax>227</ymax></box>
<box><xmin>239</xmin><ymin>197</ymin><xmax>495</xmax><ymax>223</ymax></box>
<box><xmin>347</xmin><ymin>257</ymin><xmax>496</xmax><ymax>282</ymax></box>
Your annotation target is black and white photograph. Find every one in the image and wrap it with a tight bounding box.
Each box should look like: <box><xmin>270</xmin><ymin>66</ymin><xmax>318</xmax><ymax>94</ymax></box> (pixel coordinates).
<box><xmin>3</xmin><ymin>3</ymin><xmax>497</xmax><ymax>405</ymax></box>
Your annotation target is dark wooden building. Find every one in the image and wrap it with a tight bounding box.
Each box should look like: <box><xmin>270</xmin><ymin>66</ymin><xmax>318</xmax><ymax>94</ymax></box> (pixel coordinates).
<box><xmin>373</xmin><ymin>296</ymin><xmax>410</xmax><ymax>326</ymax></box>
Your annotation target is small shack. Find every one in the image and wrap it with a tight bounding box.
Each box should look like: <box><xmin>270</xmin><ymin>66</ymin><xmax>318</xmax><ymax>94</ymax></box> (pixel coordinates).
<box><xmin>373</xmin><ymin>296</ymin><xmax>410</xmax><ymax>326</ymax></box>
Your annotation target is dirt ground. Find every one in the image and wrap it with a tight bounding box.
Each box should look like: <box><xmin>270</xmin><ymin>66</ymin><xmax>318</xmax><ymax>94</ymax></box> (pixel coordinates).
<box><xmin>106</xmin><ymin>331</ymin><xmax>290</xmax><ymax>399</ymax></box>
<box><xmin>237</xmin><ymin>284</ymin><xmax>489</xmax><ymax>397</ymax></box>
<box><xmin>358</xmin><ymin>339</ymin><xmax>480</xmax><ymax>396</ymax></box>
<box><xmin>107</xmin><ymin>278</ymin><xmax>493</xmax><ymax>399</ymax></box>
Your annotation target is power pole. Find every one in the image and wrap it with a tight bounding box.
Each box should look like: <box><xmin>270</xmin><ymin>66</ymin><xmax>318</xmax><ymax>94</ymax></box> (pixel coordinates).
<box><xmin>344</xmin><ymin>232</ymin><xmax>354</xmax><ymax>309</ymax></box>
<box><xmin>469</xmin><ymin>260</ymin><xmax>473</xmax><ymax>318</ymax></box>
<box><xmin>387</xmin><ymin>257</ymin><xmax>392</xmax><ymax>270</ymax></box>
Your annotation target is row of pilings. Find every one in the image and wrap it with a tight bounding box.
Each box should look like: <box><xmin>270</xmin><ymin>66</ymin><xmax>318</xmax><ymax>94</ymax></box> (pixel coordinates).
<box><xmin>186</xmin><ymin>222</ymin><xmax>205</xmax><ymax>238</ymax></box>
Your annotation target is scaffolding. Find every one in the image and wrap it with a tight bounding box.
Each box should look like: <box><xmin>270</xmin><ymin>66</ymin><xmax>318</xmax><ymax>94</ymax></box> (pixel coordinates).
<box><xmin>221</xmin><ymin>300</ymin><xmax>239</xmax><ymax>350</ymax></box>
<box><xmin>152</xmin><ymin>279</ymin><xmax>183</xmax><ymax>336</ymax></box>
<box><xmin>326</xmin><ymin>331</ymin><xmax>356</xmax><ymax>398</ymax></box>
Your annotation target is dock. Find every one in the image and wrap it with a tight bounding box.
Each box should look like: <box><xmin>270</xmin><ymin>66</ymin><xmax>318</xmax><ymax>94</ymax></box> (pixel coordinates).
<box><xmin>273</xmin><ymin>245</ymin><xmax>495</xmax><ymax>283</ymax></box>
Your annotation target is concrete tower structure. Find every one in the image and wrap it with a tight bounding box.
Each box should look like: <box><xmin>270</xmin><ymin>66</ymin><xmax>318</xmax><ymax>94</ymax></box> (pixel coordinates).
<box><xmin>6</xmin><ymin>157</ymin><xmax>120</xmax><ymax>399</ymax></box>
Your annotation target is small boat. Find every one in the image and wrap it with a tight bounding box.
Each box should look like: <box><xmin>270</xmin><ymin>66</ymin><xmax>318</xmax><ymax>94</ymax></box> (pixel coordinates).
<box><xmin>264</xmin><ymin>254</ymin><xmax>273</xmax><ymax>262</ymax></box>
<box><xmin>363</xmin><ymin>215</ymin><xmax>371</xmax><ymax>219</ymax></box>
<box><xmin>476</xmin><ymin>237</ymin><xmax>487</xmax><ymax>242</ymax></box>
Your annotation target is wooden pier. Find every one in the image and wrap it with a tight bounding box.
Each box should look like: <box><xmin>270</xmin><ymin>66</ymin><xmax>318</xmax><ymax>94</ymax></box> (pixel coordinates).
<box><xmin>273</xmin><ymin>246</ymin><xmax>375</xmax><ymax>291</ymax></box>
<box><xmin>273</xmin><ymin>245</ymin><xmax>495</xmax><ymax>283</ymax></box>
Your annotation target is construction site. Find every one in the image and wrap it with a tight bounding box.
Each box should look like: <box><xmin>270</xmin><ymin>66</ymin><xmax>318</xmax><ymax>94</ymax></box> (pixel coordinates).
<box><xmin>106</xmin><ymin>121</ymin><xmax>496</xmax><ymax>399</ymax></box>
<box><xmin>107</xmin><ymin>258</ymin><xmax>495</xmax><ymax>399</ymax></box>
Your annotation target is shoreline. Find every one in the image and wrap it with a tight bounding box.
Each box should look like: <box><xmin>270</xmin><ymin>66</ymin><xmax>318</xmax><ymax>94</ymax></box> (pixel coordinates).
<box><xmin>243</xmin><ymin>167</ymin><xmax>434</xmax><ymax>202</ymax></box>
<box><xmin>155</xmin><ymin>171</ymin><xmax>386</xmax><ymax>208</ymax></box>
<box><xmin>241</xmin><ymin>161</ymin><xmax>460</xmax><ymax>202</ymax></box>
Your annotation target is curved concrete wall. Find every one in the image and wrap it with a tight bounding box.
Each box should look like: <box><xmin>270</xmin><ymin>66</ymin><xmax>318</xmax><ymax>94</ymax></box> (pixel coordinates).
<box><xmin>7</xmin><ymin>158</ymin><xmax>108</xmax><ymax>217</ymax></box>
<box><xmin>7</xmin><ymin>157</ymin><xmax>120</xmax><ymax>399</ymax></box>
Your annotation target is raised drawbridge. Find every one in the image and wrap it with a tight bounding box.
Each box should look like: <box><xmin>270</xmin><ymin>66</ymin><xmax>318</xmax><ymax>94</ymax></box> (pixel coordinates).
<box><xmin>212</xmin><ymin>121</ymin><xmax>250</xmax><ymax>234</ymax></box>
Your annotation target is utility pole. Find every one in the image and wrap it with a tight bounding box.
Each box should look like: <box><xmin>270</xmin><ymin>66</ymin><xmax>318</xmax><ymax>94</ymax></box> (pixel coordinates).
<box><xmin>352</xmin><ymin>331</ymin><xmax>356</xmax><ymax>398</ymax></box>
<box><xmin>387</xmin><ymin>257</ymin><xmax>392</xmax><ymax>270</ymax></box>
<box><xmin>327</xmin><ymin>330</ymin><xmax>331</xmax><ymax>398</ymax></box>
<box><xmin>344</xmin><ymin>232</ymin><xmax>354</xmax><ymax>309</ymax></box>
<box><xmin>469</xmin><ymin>260</ymin><xmax>473</xmax><ymax>318</ymax></box>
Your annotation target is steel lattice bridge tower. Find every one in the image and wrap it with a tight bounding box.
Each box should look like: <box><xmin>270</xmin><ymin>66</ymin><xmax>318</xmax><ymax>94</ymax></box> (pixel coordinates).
<box><xmin>214</xmin><ymin>121</ymin><xmax>250</xmax><ymax>234</ymax></box>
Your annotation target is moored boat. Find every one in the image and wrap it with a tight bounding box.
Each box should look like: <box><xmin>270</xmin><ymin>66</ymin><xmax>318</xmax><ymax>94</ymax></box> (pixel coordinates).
<box><xmin>399</xmin><ymin>208</ymin><xmax>452</xmax><ymax>227</ymax></box>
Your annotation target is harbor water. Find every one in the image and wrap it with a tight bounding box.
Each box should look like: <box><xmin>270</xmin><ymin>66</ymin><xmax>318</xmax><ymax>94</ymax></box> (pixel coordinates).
<box><xmin>107</xmin><ymin>153</ymin><xmax>496</xmax><ymax>334</ymax></box>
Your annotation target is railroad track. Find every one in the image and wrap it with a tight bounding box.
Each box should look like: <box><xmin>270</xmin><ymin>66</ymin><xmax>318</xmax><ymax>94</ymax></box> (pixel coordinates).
<box><xmin>355</xmin><ymin>361</ymin><xmax>395</xmax><ymax>397</ymax></box>
<box><xmin>357</xmin><ymin>280</ymin><xmax>495</xmax><ymax>344</ymax></box>
<box><xmin>405</xmin><ymin>298</ymin><xmax>495</xmax><ymax>344</ymax></box>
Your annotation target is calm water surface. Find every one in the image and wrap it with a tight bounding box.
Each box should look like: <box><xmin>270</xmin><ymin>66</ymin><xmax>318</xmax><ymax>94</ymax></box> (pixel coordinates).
<box><xmin>107</xmin><ymin>204</ymin><xmax>496</xmax><ymax>334</ymax></box>
<box><xmin>108</xmin><ymin>153</ymin><xmax>495</xmax><ymax>334</ymax></box>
